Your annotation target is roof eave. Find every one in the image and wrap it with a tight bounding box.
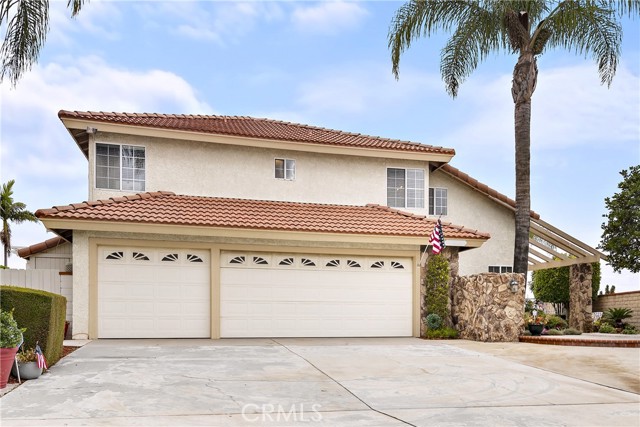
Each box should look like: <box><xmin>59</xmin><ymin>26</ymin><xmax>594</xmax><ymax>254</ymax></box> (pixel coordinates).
<box><xmin>60</xmin><ymin>117</ymin><xmax>455</xmax><ymax>163</ymax></box>
<box><xmin>39</xmin><ymin>218</ymin><xmax>489</xmax><ymax>248</ymax></box>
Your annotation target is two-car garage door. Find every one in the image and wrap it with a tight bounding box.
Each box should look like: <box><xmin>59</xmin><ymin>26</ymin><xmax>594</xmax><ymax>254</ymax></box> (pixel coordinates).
<box><xmin>220</xmin><ymin>253</ymin><xmax>413</xmax><ymax>337</ymax></box>
<box><xmin>97</xmin><ymin>247</ymin><xmax>413</xmax><ymax>338</ymax></box>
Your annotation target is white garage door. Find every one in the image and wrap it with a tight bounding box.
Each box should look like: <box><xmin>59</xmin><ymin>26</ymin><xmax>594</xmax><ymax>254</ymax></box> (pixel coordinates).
<box><xmin>220</xmin><ymin>252</ymin><xmax>413</xmax><ymax>337</ymax></box>
<box><xmin>97</xmin><ymin>247</ymin><xmax>210</xmax><ymax>338</ymax></box>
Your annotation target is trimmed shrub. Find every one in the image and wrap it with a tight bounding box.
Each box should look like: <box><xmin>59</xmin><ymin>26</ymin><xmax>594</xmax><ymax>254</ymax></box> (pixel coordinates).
<box><xmin>0</xmin><ymin>286</ymin><xmax>66</xmax><ymax>366</ymax></box>
<box><xmin>598</xmin><ymin>323</ymin><xmax>615</xmax><ymax>334</ymax></box>
<box><xmin>562</xmin><ymin>328</ymin><xmax>582</xmax><ymax>335</ymax></box>
<box><xmin>425</xmin><ymin>327</ymin><xmax>459</xmax><ymax>339</ymax></box>
<box><xmin>622</xmin><ymin>325</ymin><xmax>638</xmax><ymax>335</ymax></box>
<box><xmin>545</xmin><ymin>315</ymin><xmax>567</xmax><ymax>330</ymax></box>
<box><xmin>546</xmin><ymin>329</ymin><xmax>563</xmax><ymax>336</ymax></box>
<box><xmin>424</xmin><ymin>254</ymin><xmax>450</xmax><ymax>323</ymax></box>
<box><xmin>425</xmin><ymin>313</ymin><xmax>443</xmax><ymax>330</ymax></box>
<box><xmin>0</xmin><ymin>309</ymin><xmax>25</xmax><ymax>348</ymax></box>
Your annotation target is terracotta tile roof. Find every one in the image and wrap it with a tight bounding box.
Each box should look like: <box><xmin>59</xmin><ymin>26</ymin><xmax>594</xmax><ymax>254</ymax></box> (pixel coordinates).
<box><xmin>17</xmin><ymin>236</ymin><xmax>68</xmax><ymax>258</ymax></box>
<box><xmin>36</xmin><ymin>192</ymin><xmax>490</xmax><ymax>240</ymax></box>
<box><xmin>440</xmin><ymin>164</ymin><xmax>540</xmax><ymax>220</ymax></box>
<box><xmin>58</xmin><ymin>110</ymin><xmax>455</xmax><ymax>156</ymax></box>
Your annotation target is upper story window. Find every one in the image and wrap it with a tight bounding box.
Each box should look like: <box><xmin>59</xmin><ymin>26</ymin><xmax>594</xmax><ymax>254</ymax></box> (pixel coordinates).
<box><xmin>429</xmin><ymin>187</ymin><xmax>447</xmax><ymax>216</ymax></box>
<box><xmin>96</xmin><ymin>143</ymin><xmax>145</xmax><ymax>191</ymax></box>
<box><xmin>275</xmin><ymin>158</ymin><xmax>295</xmax><ymax>180</ymax></box>
<box><xmin>387</xmin><ymin>168</ymin><xmax>424</xmax><ymax>208</ymax></box>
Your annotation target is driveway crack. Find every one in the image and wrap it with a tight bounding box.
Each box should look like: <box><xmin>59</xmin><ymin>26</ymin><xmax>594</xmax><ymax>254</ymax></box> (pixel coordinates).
<box><xmin>274</xmin><ymin>339</ymin><xmax>416</xmax><ymax>426</ymax></box>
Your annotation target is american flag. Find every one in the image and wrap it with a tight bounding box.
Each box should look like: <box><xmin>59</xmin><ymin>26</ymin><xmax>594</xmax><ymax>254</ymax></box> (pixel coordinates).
<box><xmin>429</xmin><ymin>218</ymin><xmax>446</xmax><ymax>255</ymax></box>
<box><xmin>35</xmin><ymin>344</ymin><xmax>47</xmax><ymax>370</ymax></box>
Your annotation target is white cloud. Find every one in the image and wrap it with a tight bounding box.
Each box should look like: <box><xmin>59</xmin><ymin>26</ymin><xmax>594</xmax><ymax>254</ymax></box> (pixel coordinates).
<box><xmin>48</xmin><ymin>0</ymin><xmax>123</xmax><ymax>46</ymax></box>
<box><xmin>137</xmin><ymin>1</ymin><xmax>284</xmax><ymax>45</ymax></box>
<box><xmin>436</xmin><ymin>62</ymin><xmax>640</xmax><ymax>152</ymax></box>
<box><xmin>0</xmin><ymin>56</ymin><xmax>213</xmax><ymax>267</ymax></box>
<box><xmin>291</xmin><ymin>1</ymin><xmax>369</xmax><ymax>35</ymax></box>
<box><xmin>296</xmin><ymin>61</ymin><xmax>442</xmax><ymax>114</ymax></box>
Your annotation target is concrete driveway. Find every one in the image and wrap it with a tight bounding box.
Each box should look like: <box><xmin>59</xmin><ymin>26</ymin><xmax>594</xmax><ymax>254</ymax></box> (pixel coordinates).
<box><xmin>1</xmin><ymin>338</ymin><xmax>638</xmax><ymax>426</ymax></box>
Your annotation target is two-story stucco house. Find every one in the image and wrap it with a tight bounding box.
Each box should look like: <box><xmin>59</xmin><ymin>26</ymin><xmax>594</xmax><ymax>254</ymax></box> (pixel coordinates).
<box><xmin>23</xmin><ymin>110</ymin><xmax>573</xmax><ymax>340</ymax></box>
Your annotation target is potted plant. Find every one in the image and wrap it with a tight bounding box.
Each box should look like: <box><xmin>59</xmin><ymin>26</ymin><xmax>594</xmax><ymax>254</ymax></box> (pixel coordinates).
<box><xmin>0</xmin><ymin>309</ymin><xmax>25</xmax><ymax>388</ymax></box>
<box><xmin>11</xmin><ymin>347</ymin><xmax>43</xmax><ymax>380</ymax></box>
<box><xmin>524</xmin><ymin>310</ymin><xmax>546</xmax><ymax>336</ymax></box>
<box><xmin>602</xmin><ymin>307</ymin><xmax>633</xmax><ymax>331</ymax></box>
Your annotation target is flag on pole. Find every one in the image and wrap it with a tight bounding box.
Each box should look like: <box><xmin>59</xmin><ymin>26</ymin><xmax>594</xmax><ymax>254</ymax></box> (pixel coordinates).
<box><xmin>35</xmin><ymin>343</ymin><xmax>47</xmax><ymax>370</ymax></box>
<box><xmin>429</xmin><ymin>218</ymin><xmax>446</xmax><ymax>255</ymax></box>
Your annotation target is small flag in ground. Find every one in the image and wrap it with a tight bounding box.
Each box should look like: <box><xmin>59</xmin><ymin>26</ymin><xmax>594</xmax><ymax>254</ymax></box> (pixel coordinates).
<box><xmin>35</xmin><ymin>344</ymin><xmax>47</xmax><ymax>370</ymax></box>
<box><xmin>429</xmin><ymin>218</ymin><xmax>446</xmax><ymax>255</ymax></box>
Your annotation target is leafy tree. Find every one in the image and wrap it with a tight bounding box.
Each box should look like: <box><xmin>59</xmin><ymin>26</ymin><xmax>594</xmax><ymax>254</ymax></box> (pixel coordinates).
<box><xmin>599</xmin><ymin>165</ymin><xmax>640</xmax><ymax>273</ymax></box>
<box><xmin>0</xmin><ymin>0</ymin><xmax>86</xmax><ymax>86</ymax></box>
<box><xmin>388</xmin><ymin>0</ymin><xmax>638</xmax><ymax>274</ymax></box>
<box><xmin>531</xmin><ymin>262</ymin><xmax>601</xmax><ymax>313</ymax></box>
<box><xmin>1</xmin><ymin>179</ymin><xmax>38</xmax><ymax>266</ymax></box>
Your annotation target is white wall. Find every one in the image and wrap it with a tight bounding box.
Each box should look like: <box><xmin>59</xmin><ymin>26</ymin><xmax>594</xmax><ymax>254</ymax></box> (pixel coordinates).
<box><xmin>87</xmin><ymin>132</ymin><xmax>431</xmax><ymax>216</ymax></box>
<box><xmin>25</xmin><ymin>242</ymin><xmax>72</xmax><ymax>271</ymax></box>
<box><xmin>429</xmin><ymin>170</ymin><xmax>515</xmax><ymax>275</ymax></box>
<box><xmin>0</xmin><ymin>269</ymin><xmax>73</xmax><ymax>323</ymax></box>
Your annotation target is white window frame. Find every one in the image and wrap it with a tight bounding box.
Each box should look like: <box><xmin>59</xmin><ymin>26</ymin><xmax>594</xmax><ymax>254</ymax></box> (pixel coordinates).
<box><xmin>386</xmin><ymin>168</ymin><xmax>425</xmax><ymax>208</ymax></box>
<box><xmin>95</xmin><ymin>143</ymin><xmax>145</xmax><ymax>191</ymax></box>
<box><xmin>275</xmin><ymin>158</ymin><xmax>295</xmax><ymax>180</ymax></box>
<box><xmin>428</xmin><ymin>187</ymin><xmax>448</xmax><ymax>216</ymax></box>
<box><xmin>488</xmin><ymin>265</ymin><xmax>513</xmax><ymax>273</ymax></box>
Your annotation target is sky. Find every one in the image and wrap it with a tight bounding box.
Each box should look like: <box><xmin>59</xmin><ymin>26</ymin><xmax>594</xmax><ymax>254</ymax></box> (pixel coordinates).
<box><xmin>1</xmin><ymin>1</ymin><xmax>638</xmax><ymax>292</ymax></box>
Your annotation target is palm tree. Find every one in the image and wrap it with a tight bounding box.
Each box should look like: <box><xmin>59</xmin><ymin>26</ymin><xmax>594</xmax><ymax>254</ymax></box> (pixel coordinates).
<box><xmin>1</xmin><ymin>179</ymin><xmax>38</xmax><ymax>266</ymax></box>
<box><xmin>0</xmin><ymin>0</ymin><xmax>86</xmax><ymax>86</ymax></box>
<box><xmin>389</xmin><ymin>0</ymin><xmax>638</xmax><ymax>274</ymax></box>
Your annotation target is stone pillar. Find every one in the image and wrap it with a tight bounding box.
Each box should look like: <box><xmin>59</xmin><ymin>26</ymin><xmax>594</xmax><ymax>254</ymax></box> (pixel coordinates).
<box><xmin>569</xmin><ymin>263</ymin><xmax>593</xmax><ymax>332</ymax></box>
<box><xmin>450</xmin><ymin>273</ymin><xmax>525</xmax><ymax>342</ymax></box>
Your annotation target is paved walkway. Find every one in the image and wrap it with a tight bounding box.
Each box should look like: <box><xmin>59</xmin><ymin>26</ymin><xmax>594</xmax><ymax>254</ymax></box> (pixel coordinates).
<box><xmin>1</xmin><ymin>338</ymin><xmax>638</xmax><ymax>426</ymax></box>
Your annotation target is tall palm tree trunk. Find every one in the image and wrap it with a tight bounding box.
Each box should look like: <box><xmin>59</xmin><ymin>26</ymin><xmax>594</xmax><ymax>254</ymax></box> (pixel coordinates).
<box><xmin>512</xmin><ymin>52</ymin><xmax>538</xmax><ymax>274</ymax></box>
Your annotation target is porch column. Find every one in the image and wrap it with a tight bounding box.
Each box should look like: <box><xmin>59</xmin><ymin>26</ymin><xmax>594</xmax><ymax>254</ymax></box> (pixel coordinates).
<box><xmin>569</xmin><ymin>263</ymin><xmax>593</xmax><ymax>332</ymax></box>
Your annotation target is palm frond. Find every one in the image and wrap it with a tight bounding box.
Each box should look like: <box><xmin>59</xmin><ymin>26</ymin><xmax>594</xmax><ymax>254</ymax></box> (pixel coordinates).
<box><xmin>544</xmin><ymin>1</ymin><xmax>622</xmax><ymax>86</ymax></box>
<box><xmin>602</xmin><ymin>0</ymin><xmax>640</xmax><ymax>18</ymax></box>
<box><xmin>67</xmin><ymin>0</ymin><xmax>85</xmax><ymax>17</ymax></box>
<box><xmin>0</xmin><ymin>0</ymin><xmax>50</xmax><ymax>86</ymax></box>
<box><xmin>389</xmin><ymin>0</ymin><xmax>490</xmax><ymax>79</ymax></box>
<box><xmin>440</xmin><ymin>7</ymin><xmax>504</xmax><ymax>97</ymax></box>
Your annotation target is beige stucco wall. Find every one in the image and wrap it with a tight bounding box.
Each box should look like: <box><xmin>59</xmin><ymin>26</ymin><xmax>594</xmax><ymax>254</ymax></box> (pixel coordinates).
<box><xmin>87</xmin><ymin>132</ymin><xmax>431</xmax><ymax>216</ymax></box>
<box><xmin>70</xmin><ymin>229</ymin><xmax>422</xmax><ymax>339</ymax></box>
<box><xmin>25</xmin><ymin>242</ymin><xmax>72</xmax><ymax>271</ymax></box>
<box><xmin>430</xmin><ymin>170</ymin><xmax>515</xmax><ymax>275</ymax></box>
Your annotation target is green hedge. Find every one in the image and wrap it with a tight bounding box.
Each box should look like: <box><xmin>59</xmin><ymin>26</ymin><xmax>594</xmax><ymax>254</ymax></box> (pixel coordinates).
<box><xmin>0</xmin><ymin>285</ymin><xmax>67</xmax><ymax>366</ymax></box>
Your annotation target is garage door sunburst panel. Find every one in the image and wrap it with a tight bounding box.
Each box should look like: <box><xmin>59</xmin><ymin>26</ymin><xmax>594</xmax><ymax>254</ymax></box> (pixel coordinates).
<box><xmin>220</xmin><ymin>251</ymin><xmax>413</xmax><ymax>338</ymax></box>
<box><xmin>98</xmin><ymin>247</ymin><xmax>211</xmax><ymax>339</ymax></box>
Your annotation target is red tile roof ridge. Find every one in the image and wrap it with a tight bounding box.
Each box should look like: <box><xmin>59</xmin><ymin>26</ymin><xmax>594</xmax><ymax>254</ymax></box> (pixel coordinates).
<box><xmin>439</xmin><ymin>164</ymin><xmax>540</xmax><ymax>220</ymax></box>
<box><xmin>35</xmin><ymin>191</ymin><xmax>175</xmax><ymax>216</ymax></box>
<box><xmin>365</xmin><ymin>204</ymin><xmax>426</xmax><ymax>220</ymax></box>
<box><xmin>17</xmin><ymin>236</ymin><xmax>68</xmax><ymax>258</ymax></box>
<box><xmin>440</xmin><ymin>219</ymin><xmax>491</xmax><ymax>239</ymax></box>
<box><xmin>58</xmin><ymin>110</ymin><xmax>454</xmax><ymax>154</ymax></box>
<box><xmin>34</xmin><ymin>191</ymin><xmax>490</xmax><ymax>240</ymax></box>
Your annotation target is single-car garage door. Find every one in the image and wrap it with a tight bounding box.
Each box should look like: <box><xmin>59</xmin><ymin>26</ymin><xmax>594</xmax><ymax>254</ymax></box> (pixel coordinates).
<box><xmin>220</xmin><ymin>252</ymin><xmax>413</xmax><ymax>337</ymax></box>
<box><xmin>97</xmin><ymin>247</ymin><xmax>210</xmax><ymax>338</ymax></box>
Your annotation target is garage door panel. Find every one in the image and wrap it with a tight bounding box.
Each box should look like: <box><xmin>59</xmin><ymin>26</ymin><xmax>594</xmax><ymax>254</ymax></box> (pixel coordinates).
<box><xmin>220</xmin><ymin>253</ymin><xmax>413</xmax><ymax>338</ymax></box>
<box><xmin>98</xmin><ymin>247</ymin><xmax>210</xmax><ymax>338</ymax></box>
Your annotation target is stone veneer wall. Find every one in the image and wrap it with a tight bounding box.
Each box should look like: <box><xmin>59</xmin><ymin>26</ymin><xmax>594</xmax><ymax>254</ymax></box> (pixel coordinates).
<box><xmin>593</xmin><ymin>291</ymin><xmax>640</xmax><ymax>329</ymax></box>
<box><xmin>569</xmin><ymin>263</ymin><xmax>593</xmax><ymax>332</ymax></box>
<box><xmin>451</xmin><ymin>273</ymin><xmax>526</xmax><ymax>342</ymax></box>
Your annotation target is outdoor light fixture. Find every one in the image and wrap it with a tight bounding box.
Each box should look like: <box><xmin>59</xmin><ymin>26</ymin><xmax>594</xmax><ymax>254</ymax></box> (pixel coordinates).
<box><xmin>509</xmin><ymin>279</ymin><xmax>519</xmax><ymax>293</ymax></box>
